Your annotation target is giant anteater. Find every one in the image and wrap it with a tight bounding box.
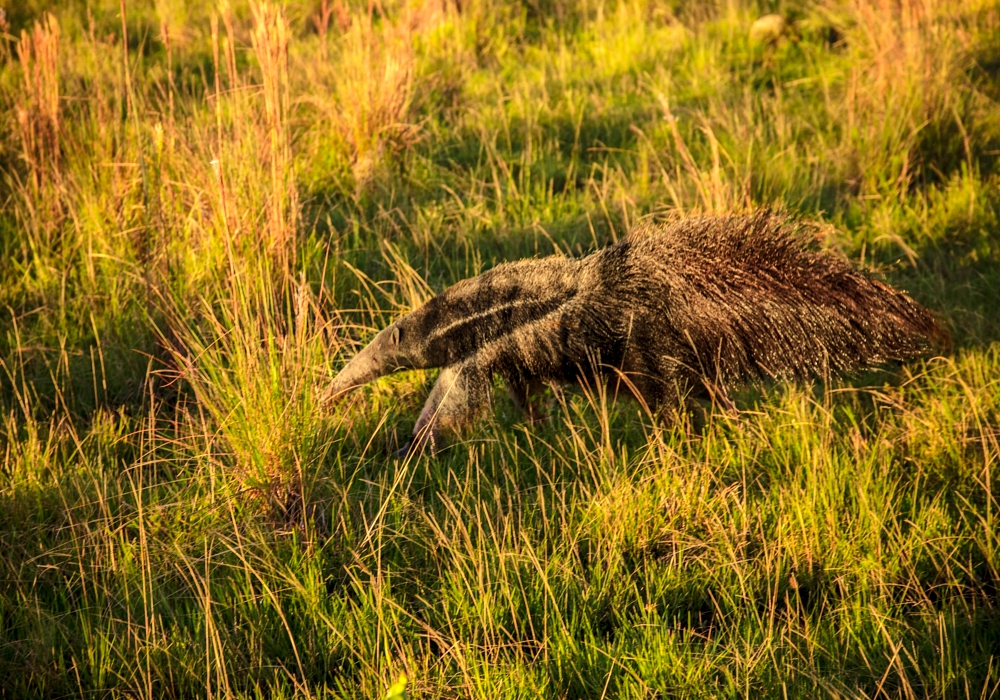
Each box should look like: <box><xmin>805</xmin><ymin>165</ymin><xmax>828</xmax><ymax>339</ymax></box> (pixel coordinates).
<box><xmin>324</xmin><ymin>213</ymin><xmax>946</xmax><ymax>454</ymax></box>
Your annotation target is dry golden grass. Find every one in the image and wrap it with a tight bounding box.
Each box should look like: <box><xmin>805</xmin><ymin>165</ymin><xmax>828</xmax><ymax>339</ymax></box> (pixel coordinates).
<box><xmin>329</xmin><ymin>10</ymin><xmax>421</xmax><ymax>189</ymax></box>
<box><xmin>14</xmin><ymin>13</ymin><xmax>61</xmax><ymax>218</ymax></box>
<box><xmin>250</xmin><ymin>0</ymin><xmax>297</xmax><ymax>264</ymax></box>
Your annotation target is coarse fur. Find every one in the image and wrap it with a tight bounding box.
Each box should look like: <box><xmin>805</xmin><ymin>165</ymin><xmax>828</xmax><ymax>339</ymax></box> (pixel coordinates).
<box><xmin>325</xmin><ymin>213</ymin><xmax>947</xmax><ymax>454</ymax></box>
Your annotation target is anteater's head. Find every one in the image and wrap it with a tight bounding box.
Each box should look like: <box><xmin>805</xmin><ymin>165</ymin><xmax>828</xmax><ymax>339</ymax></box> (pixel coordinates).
<box><xmin>322</xmin><ymin>314</ymin><xmax>432</xmax><ymax>406</ymax></box>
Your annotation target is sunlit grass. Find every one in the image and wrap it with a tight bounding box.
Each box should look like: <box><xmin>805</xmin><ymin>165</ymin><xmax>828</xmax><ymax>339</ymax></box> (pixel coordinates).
<box><xmin>1</xmin><ymin>0</ymin><xmax>998</xmax><ymax>697</ymax></box>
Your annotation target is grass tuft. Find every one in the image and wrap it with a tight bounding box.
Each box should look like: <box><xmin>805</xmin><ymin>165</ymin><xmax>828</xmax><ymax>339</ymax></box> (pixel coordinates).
<box><xmin>13</xmin><ymin>13</ymin><xmax>62</xmax><ymax>234</ymax></box>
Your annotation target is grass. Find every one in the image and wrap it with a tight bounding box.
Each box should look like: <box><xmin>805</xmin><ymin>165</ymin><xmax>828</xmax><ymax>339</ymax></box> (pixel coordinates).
<box><xmin>1</xmin><ymin>0</ymin><xmax>999</xmax><ymax>697</ymax></box>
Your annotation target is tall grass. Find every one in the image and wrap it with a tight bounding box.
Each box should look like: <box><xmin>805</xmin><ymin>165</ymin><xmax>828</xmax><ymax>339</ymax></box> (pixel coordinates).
<box><xmin>1</xmin><ymin>0</ymin><xmax>998</xmax><ymax>697</ymax></box>
<box><xmin>14</xmin><ymin>13</ymin><xmax>60</xmax><ymax>201</ymax></box>
<box><xmin>297</xmin><ymin>6</ymin><xmax>422</xmax><ymax>194</ymax></box>
<box><xmin>249</xmin><ymin>0</ymin><xmax>297</xmax><ymax>264</ymax></box>
<box><xmin>13</xmin><ymin>12</ymin><xmax>62</xmax><ymax>259</ymax></box>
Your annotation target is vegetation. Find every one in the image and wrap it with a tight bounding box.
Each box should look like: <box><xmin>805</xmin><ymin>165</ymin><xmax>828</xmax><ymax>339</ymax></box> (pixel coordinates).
<box><xmin>1</xmin><ymin>0</ymin><xmax>999</xmax><ymax>697</ymax></box>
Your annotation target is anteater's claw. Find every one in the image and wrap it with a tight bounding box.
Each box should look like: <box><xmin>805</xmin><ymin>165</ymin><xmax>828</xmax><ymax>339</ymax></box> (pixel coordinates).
<box><xmin>393</xmin><ymin>434</ymin><xmax>442</xmax><ymax>459</ymax></box>
<box><xmin>393</xmin><ymin>442</ymin><xmax>413</xmax><ymax>459</ymax></box>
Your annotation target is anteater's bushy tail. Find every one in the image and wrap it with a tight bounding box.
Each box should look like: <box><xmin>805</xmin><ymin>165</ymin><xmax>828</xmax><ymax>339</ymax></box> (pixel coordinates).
<box><xmin>646</xmin><ymin>213</ymin><xmax>950</xmax><ymax>384</ymax></box>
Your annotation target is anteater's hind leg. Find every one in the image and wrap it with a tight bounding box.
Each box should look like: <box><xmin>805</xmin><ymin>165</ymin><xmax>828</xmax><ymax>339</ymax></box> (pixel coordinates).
<box><xmin>609</xmin><ymin>346</ymin><xmax>673</xmax><ymax>418</ymax></box>
<box><xmin>617</xmin><ymin>358</ymin><xmax>705</xmax><ymax>429</ymax></box>
<box><xmin>396</xmin><ymin>358</ymin><xmax>492</xmax><ymax>457</ymax></box>
<box><xmin>507</xmin><ymin>377</ymin><xmax>548</xmax><ymax>423</ymax></box>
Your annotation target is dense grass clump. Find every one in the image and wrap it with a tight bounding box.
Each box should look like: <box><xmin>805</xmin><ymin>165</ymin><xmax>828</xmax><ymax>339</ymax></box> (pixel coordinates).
<box><xmin>1</xmin><ymin>0</ymin><xmax>998</xmax><ymax>697</ymax></box>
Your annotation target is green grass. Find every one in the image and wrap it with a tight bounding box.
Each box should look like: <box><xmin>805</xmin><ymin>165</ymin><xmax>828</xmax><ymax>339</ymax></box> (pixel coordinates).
<box><xmin>1</xmin><ymin>0</ymin><xmax>1000</xmax><ymax>697</ymax></box>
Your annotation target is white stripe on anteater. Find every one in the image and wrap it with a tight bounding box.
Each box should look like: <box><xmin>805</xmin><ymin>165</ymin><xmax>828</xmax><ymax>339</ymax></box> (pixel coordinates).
<box><xmin>426</xmin><ymin>298</ymin><xmax>552</xmax><ymax>344</ymax></box>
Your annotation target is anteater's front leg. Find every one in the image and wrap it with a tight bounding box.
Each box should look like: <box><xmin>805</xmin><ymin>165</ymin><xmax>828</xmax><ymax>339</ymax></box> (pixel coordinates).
<box><xmin>398</xmin><ymin>358</ymin><xmax>492</xmax><ymax>456</ymax></box>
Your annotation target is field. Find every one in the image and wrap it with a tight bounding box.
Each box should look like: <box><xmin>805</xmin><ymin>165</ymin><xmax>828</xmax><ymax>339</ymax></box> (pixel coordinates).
<box><xmin>2</xmin><ymin>0</ymin><xmax>1000</xmax><ymax>697</ymax></box>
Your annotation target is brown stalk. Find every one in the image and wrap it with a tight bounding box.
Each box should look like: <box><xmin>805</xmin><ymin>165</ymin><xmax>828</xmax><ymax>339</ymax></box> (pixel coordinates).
<box><xmin>250</xmin><ymin>0</ymin><xmax>298</xmax><ymax>269</ymax></box>
<box><xmin>15</xmin><ymin>13</ymin><xmax>61</xmax><ymax>201</ymax></box>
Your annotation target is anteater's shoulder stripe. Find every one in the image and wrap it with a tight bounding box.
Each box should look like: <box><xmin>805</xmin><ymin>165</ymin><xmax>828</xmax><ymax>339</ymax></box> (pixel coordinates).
<box><xmin>426</xmin><ymin>297</ymin><xmax>557</xmax><ymax>343</ymax></box>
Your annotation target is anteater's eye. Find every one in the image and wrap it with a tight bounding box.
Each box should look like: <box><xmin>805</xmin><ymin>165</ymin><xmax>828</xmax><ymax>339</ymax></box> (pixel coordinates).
<box><xmin>391</xmin><ymin>326</ymin><xmax>401</xmax><ymax>346</ymax></box>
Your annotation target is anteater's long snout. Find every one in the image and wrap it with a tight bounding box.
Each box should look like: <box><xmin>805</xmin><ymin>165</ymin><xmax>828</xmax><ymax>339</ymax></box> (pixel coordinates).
<box><xmin>322</xmin><ymin>340</ymin><xmax>386</xmax><ymax>407</ymax></box>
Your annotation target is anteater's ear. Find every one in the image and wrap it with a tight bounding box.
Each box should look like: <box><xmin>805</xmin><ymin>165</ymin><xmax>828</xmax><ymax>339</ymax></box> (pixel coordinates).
<box><xmin>390</xmin><ymin>326</ymin><xmax>401</xmax><ymax>347</ymax></box>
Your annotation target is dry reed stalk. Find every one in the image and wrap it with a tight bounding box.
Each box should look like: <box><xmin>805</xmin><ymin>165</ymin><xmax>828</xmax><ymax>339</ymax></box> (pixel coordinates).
<box><xmin>654</xmin><ymin>93</ymin><xmax>747</xmax><ymax>214</ymax></box>
<box><xmin>854</xmin><ymin>0</ymin><xmax>945</xmax><ymax>97</ymax></box>
<box><xmin>160</xmin><ymin>20</ymin><xmax>176</xmax><ymax>124</ymax></box>
<box><xmin>840</xmin><ymin>0</ymin><xmax>964</xmax><ymax>193</ymax></box>
<box><xmin>311</xmin><ymin>0</ymin><xmax>349</xmax><ymax>62</ymax></box>
<box><xmin>15</xmin><ymin>13</ymin><xmax>61</xmax><ymax>201</ymax></box>
<box><xmin>334</xmin><ymin>13</ymin><xmax>420</xmax><ymax>189</ymax></box>
<box><xmin>0</xmin><ymin>10</ymin><xmax>10</xmax><ymax>63</ymax></box>
<box><xmin>220</xmin><ymin>0</ymin><xmax>239</xmax><ymax>95</ymax></box>
<box><xmin>250</xmin><ymin>0</ymin><xmax>297</xmax><ymax>267</ymax></box>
